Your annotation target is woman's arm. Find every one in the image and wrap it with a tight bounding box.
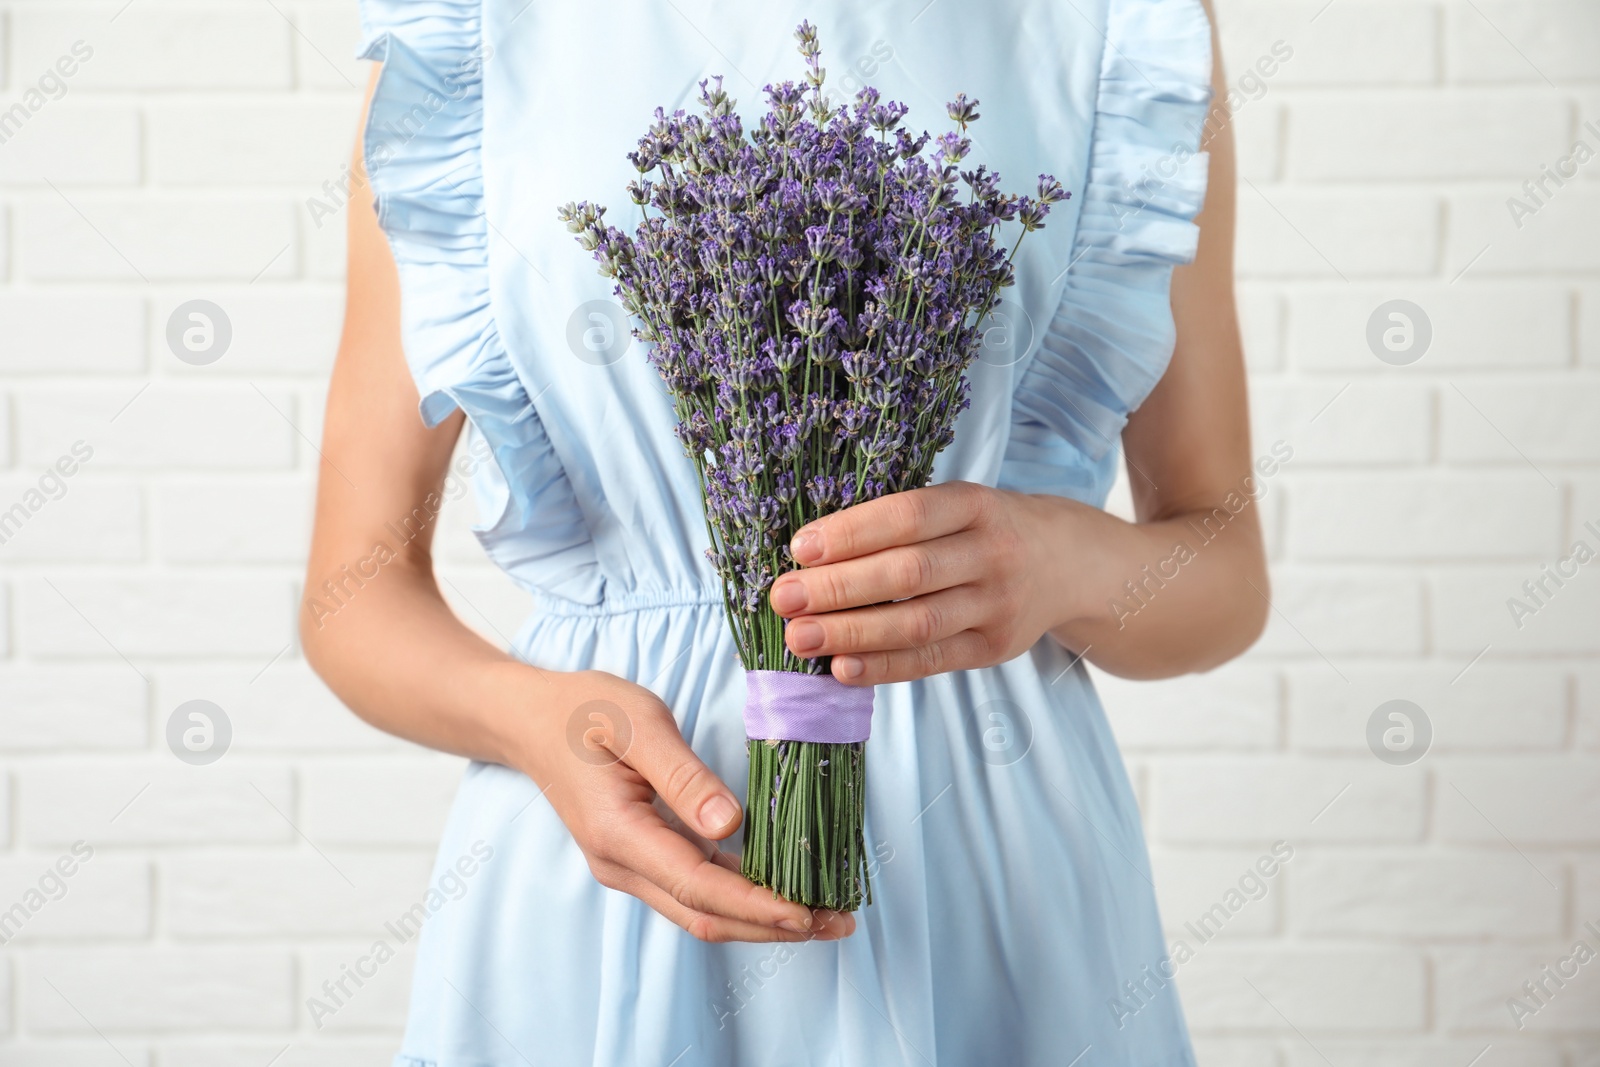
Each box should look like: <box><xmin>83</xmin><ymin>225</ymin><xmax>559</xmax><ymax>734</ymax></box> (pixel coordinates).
<box><xmin>769</xmin><ymin>9</ymin><xmax>1267</xmax><ymax>682</ymax></box>
<box><xmin>302</xmin><ymin>69</ymin><xmax>849</xmax><ymax>942</ymax></box>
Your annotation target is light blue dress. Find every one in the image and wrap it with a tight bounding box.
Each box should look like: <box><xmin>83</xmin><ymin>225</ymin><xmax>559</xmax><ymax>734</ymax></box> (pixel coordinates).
<box><xmin>358</xmin><ymin>0</ymin><xmax>1213</xmax><ymax>1063</ymax></box>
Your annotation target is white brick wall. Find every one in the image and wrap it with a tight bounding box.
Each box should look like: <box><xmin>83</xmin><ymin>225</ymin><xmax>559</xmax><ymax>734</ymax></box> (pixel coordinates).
<box><xmin>0</xmin><ymin>0</ymin><xmax>1594</xmax><ymax>1063</ymax></box>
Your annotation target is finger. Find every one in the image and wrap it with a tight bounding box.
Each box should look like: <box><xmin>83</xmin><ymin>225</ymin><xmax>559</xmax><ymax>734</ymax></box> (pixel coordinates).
<box><xmin>771</xmin><ymin>531</ymin><xmax>985</xmax><ymax>617</ymax></box>
<box><xmin>785</xmin><ymin>585</ymin><xmax>986</xmax><ymax>659</ymax></box>
<box><xmin>614</xmin><ymin>869</ymin><xmax>823</xmax><ymax>944</ymax></box>
<box><xmin>625</xmin><ymin>815</ymin><xmax>821</xmax><ymax>930</ymax></box>
<box><xmin>831</xmin><ymin>629</ymin><xmax>995</xmax><ymax>685</ymax></box>
<box><xmin>809</xmin><ymin>909</ymin><xmax>857</xmax><ymax>939</ymax></box>
<box><xmin>622</xmin><ymin>701</ymin><xmax>744</xmax><ymax>840</ymax></box>
<box><xmin>788</xmin><ymin>482</ymin><xmax>987</xmax><ymax>566</ymax></box>
<box><xmin>649</xmin><ymin>796</ymin><xmax>755</xmax><ymax>879</ymax></box>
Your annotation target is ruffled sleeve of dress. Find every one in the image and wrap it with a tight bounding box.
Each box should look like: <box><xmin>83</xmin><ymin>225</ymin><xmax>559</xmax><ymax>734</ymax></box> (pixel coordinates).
<box><xmin>999</xmin><ymin>0</ymin><xmax>1213</xmax><ymax>500</ymax></box>
<box><xmin>356</xmin><ymin>0</ymin><xmax>597</xmax><ymax>597</ymax></box>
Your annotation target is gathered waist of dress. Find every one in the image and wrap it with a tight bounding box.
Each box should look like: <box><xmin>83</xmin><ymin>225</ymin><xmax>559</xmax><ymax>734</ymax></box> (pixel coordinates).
<box><xmin>521</xmin><ymin>584</ymin><xmax>726</xmax><ymax>619</ymax></box>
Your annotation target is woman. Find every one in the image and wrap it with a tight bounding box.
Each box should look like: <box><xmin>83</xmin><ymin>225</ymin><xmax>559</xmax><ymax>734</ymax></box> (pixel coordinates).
<box><xmin>304</xmin><ymin>0</ymin><xmax>1264</xmax><ymax>1063</ymax></box>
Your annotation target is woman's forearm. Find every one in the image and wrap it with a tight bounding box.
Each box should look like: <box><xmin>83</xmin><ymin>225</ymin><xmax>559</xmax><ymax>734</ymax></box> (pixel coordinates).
<box><xmin>299</xmin><ymin>549</ymin><xmax>553</xmax><ymax>772</ymax></box>
<box><xmin>1028</xmin><ymin>492</ymin><xmax>1269</xmax><ymax>680</ymax></box>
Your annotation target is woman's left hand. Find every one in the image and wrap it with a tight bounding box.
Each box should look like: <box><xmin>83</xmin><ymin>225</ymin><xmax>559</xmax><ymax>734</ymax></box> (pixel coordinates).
<box><xmin>769</xmin><ymin>481</ymin><xmax>1072</xmax><ymax>686</ymax></box>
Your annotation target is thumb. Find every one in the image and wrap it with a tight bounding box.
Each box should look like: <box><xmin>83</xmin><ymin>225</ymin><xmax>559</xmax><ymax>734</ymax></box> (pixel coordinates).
<box><xmin>625</xmin><ymin>702</ymin><xmax>744</xmax><ymax>840</ymax></box>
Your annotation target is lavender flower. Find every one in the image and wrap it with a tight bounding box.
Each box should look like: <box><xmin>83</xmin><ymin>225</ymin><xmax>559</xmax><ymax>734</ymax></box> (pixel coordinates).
<box><xmin>559</xmin><ymin>25</ymin><xmax>1065</xmax><ymax>674</ymax></box>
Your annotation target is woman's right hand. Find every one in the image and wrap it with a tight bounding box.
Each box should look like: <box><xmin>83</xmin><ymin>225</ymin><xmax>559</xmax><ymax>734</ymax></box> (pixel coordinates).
<box><xmin>516</xmin><ymin>669</ymin><xmax>857</xmax><ymax>944</ymax></box>
<box><xmin>303</xmin><ymin>88</ymin><xmax>848</xmax><ymax>946</ymax></box>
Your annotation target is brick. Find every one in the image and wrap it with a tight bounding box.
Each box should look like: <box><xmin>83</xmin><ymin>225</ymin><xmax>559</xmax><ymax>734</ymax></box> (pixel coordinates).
<box><xmin>0</xmin><ymin>106</ymin><xmax>141</xmax><ymax>186</ymax></box>
<box><xmin>295</xmin><ymin>383</ymin><xmax>329</xmax><ymax>471</ymax></box>
<box><xmin>1436</xmin><ymin>947</ymin><xmax>1600</xmax><ymax>1032</ymax></box>
<box><xmin>16</xmin><ymin>386</ymin><xmax>295</xmax><ymax>471</ymax></box>
<box><xmin>17</xmin><ymin>198</ymin><xmax>297</xmax><ymax>283</ymax></box>
<box><xmin>306</xmin><ymin>209</ymin><xmax>347</xmax><ymax>281</ymax></box>
<box><xmin>1441</xmin><ymin>382</ymin><xmax>1600</xmax><ymax>463</ymax></box>
<box><xmin>149</xmin><ymin>101</ymin><xmax>361</xmax><ymax>187</ymax></box>
<box><xmin>159</xmin><ymin>1044</ymin><xmax>394</xmax><ymax>1067</ymax></box>
<box><xmin>0</xmin><ymin>1047</ymin><xmax>152</xmax><ymax>1067</ymax></box>
<box><xmin>1237</xmin><ymin>191</ymin><xmax>1438</xmax><ymax>280</ymax></box>
<box><xmin>1582</xmin><ymin>667</ymin><xmax>1600</xmax><ymax>752</ymax></box>
<box><xmin>301</xmin><ymin>759</ymin><xmax>463</xmax><ymax>844</ymax></box>
<box><xmin>20</xmin><ymin>765</ymin><xmax>293</xmax><ymax>846</ymax></box>
<box><xmin>1290</xmin><ymin>852</ymin><xmax>1562</xmax><ymax>937</ymax></box>
<box><xmin>156</xmin><ymin>478</ymin><xmax>311</xmax><ymax>563</ymax></box>
<box><xmin>1217</xmin><ymin>1</ymin><xmax>1438</xmax><ymax>86</ymax></box>
<box><xmin>152</xmin><ymin>289</ymin><xmax>343</xmax><ymax>375</ymax></box>
<box><xmin>24</xmin><ymin>948</ymin><xmax>294</xmax><ymax>1032</ymax></box>
<box><xmin>0</xmin><ymin>666</ymin><xmax>147</xmax><ymax>750</ymax></box>
<box><xmin>1583</xmin><ymin>284</ymin><xmax>1600</xmax><ymax>368</ymax></box>
<box><xmin>1233</xmin><ymin>100</ymin><xmax>1282</xmax><ymax>183</ymax></box>
<box><xmin>1285</xmin><ymin>1042</ymin><xmax>1560</xmax><ymax>1067</ymax></box>
<box><xmin>1437</xmin><ymin>757</ymin><xmax>1600</xmax><ymax>845</ymax></box>
<box><xmin>1288</xmin><ymin>664</ymin><xmax>1568</xmax><ymax>753</ymax></box>
<box><xmin>1149</xmin><ymin>847</ymin><xmax>1289</xmax><ymax>938</ymax></box>
<box><xmin>1286</xmin><ymin>474</ymin><xmax>1559</xmax><ymax>561</ymax></box>
<box><xmin>1578</xmin><ymin>860</ymin><xmax>1600</xmax><ymax>927</ymax></box>
<box><xmin>0</xmin><ymin>476</ymin><xmax>142</xmax><ymax>561</ymax></box>
<box><xmin>299</xmin><ymin>941</ymin><xmax>416</xmax><ymax>1033</ymax></box>
<box><xmin>1432</xmin><ymin>566</ymin><xmax>1600</xmax><ymax>656</ymax></box>
<box><xmin>1254</xmin><ymin>568</ymin><xmax>1425</xmax><ymax>659</ymax></box>
<box><xmin>1446</xmin><ymin>2</ymin><xmax>1600</xmax><ymax>84</ymax></box>
<box><xmin>1291</xmin><ymin>96</ymin><xmax>1569</xmax><ymax>181</ymax></box>
<box><xmin>1288</xmin><ymin>285</ymin><xmax>1571</xmax><ymax>371</ymax></box>
<box><xmin>1175</xmin><ymin>948</ymin><xmax>1426</xmax><ymax>1031</ymax></box>
<box><xmin>1097</xmin><ymin>664</ymin><xmax>1281</xmax><ymax>751</ymax></box>
<box><xmin>0</xmin><ymin>773</ymin><xmax>11</xmax><ymax>849</ymax></box>
<box><xmin>1190</xmin><ymin>1041</ymin><xmax>1279</xmax><ymax>1067</ymax></box>
<box><xmin>164</xmin><ymin>852</ymin><xmax>433</xmax><ymax>937</ymax></box>
<box><xmin>1577</xmin><ymin>482</ymin><xmax>1600</xmax><ymax>543</ymax></box>
<box><xmin>1449</xmin><ymin>190</ymin><xmax>1600</xmax><ymax>276</ymax></box>
<box><xmin>154</xmin><ymin>663</ymin><xmax>404</xmax><ymax>753</ymax></box>
<box><xmin>0</xmin><ymin>394</ymin><xmax>13</xmax><ymax>468</ymax></box>
<box><xmin>12</xmin><ymin>7</ymin><xmax>292</xmax><ymax>90</ymax></box>
<box><xmin>1236</xmin><ymin>284</ymin><xmax>1283</xmax><ymax>373</ymax></box>
<box><xmin>0</xmin><ymin>958</ymin><xmax>8</xmax><ymax>1033</ymax></box>
<box><xmin>1250</xmin><ymin>382</ymin><xmax>1431</xmax><ymax>466</ymax></box>
<box><xmin>20</xmin><ymin>577</ymin><xmax>292</xmax><ymax>659</ymax></box>
<box><xmin>1152</xmin><ymin>760</ymin><xmax>1424</xmax><ymax>844</ymax></box>
<box><xmin>0</xmin><ymin>854</ymin><xmax>150</xmax><ymax>942</ymax></box>
<box><xmin>292</xmin><ymin>3</ymin><xmax>369</xmax><ymax>92</ymax></box>
<box><xmin>0</xmin><ymin>294</ymin><xmax>146</xmax><ymax>373</ymax></box>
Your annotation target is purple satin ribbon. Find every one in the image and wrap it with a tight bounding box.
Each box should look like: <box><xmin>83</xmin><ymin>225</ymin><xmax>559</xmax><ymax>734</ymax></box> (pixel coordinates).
<box><xmin>742</xmin><ymin>670</ymin><xmax>874</xmax><ymax>743</ymax></box>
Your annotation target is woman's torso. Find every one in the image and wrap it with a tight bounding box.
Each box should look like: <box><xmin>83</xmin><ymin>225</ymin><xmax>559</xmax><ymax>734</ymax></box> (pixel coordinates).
<box><xmin>359</xmin><ymin>1</ymin><xmax>1212</xmax><ymax>1063</ymax></box>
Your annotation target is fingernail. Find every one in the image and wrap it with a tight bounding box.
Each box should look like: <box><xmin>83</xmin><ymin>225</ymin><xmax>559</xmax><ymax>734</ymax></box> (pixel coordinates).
<box><xmin>834</xmin><ymin>655</ymin><xmax>863</xmax><ymax>680</ymax></box>
<box><xmin>771</xmin><ymin>581</ymin><xmax>807</xmax><ymax>614</ymax></box>
<box><xmin>700</xmin><ymin>795</ymin><xmax>738</xmax><ymax>832</ymax></box>
<box><xmin>788</xmin><ymin>620</ymin><xmax>823</xmax><ymax>653</ymax></box>
<box><xmin>779</xmin><ymin>916</ymin><xmax>812</xmax><ymax>933</ymax></box>
<box><xmin>791</xmin><ymin>529</ymin><xmax>821</xmax><ymax>564</ymax></box>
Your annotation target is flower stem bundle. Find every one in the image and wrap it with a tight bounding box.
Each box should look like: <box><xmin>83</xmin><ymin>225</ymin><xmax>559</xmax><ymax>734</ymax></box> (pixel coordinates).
<box><xmin>560</xmin><ymin>21</ymin><xmax>1064</xmax><ymax>911</ymax></box>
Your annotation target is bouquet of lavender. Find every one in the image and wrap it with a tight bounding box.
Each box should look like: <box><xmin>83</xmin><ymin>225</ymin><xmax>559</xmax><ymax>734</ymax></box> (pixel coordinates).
<box><xmin>560</xmin><ymin>22</ymin><xmax>1064</xmax><ymax>911</ymax></box>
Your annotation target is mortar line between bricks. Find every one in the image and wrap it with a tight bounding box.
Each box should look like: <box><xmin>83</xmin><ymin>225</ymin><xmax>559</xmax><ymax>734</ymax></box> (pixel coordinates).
<box><xmin>249</xmin><ymin>781</ymin><xmax>355</xmax><ymax>889</ymax></box>
<box><xmin>1445</xmin><ymin>382</ymin><xmax>1559</xmax><ymax>490</ymax></box>
<box><xmin>260</xmin><ymin>0</ymin><xmax>359</xmax><ymax>91</ymax></box>
<box><xmin>1445</xmin><ymin>781</ymin><xmax>1560</xmax><ymax>890</ymax></box>
<box><xmin>39</xmin><ymin>578</ymin><xmax>150</xmax><ymax>683</ymax></box>
<box><xmin>1241</xmin><ymin>977</ymin><xmax>1337</xmax><ymax>1067</ymax></box>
